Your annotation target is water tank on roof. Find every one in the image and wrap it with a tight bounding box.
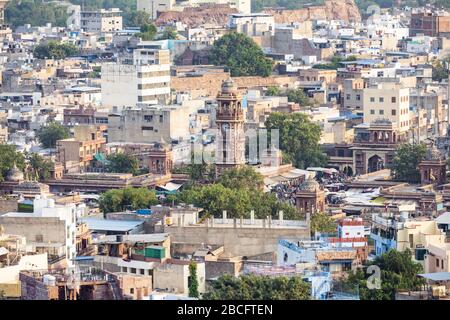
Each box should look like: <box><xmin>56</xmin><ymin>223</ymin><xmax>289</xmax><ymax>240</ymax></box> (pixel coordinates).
<box><xmin>43</xmin><ymin>274</ymin><xmax>56</xmax><ymax>286</ymax></box>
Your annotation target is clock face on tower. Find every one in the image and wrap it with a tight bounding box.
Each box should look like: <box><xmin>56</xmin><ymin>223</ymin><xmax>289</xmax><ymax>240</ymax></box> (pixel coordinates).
<box><xmin>221</xmin><ymin>123</ymin><xmax>230</xmax><ymax>135</ymax></box>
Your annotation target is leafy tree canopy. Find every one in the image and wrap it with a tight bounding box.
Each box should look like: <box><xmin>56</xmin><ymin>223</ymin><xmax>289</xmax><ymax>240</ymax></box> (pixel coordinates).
<box><xmin>217</xmin><ymin>166</ymin><xmax>264</xmax><ymax>190</ymax></box>
<box><xmin>5</xmin><ymin>0</ymin><xmax>68</xmax><ymax>28</ymax></box>
<box><xmin>209</xmin><ymin>32</ymin><xmax>273</xmax><ymax>77</ymax></box>
<box><xmin>265</xmin><ymin>112</ymin><xmax>327</xmax><ymax>169</ymax></box>
<box><xmin>137</xmin><ymin>23</ymin><xmax>158</xmax><ymax>41</ymax></box>
<box><xmin>105</xmin><ymin>153</ymin><xmax>140</xmax><ymax>175</ymax></box>
<box><xmin>342</xmin><ymin>249</ymin><xmax>426</xmax><ymax>300</ymax></box>
<box><xmin>310</xmin><ymin>212</ymin><xmax>336</xmax><ymax>235</ymax></box>
<box><xmin>391</xmin><ymin>143</ymin><xmax>427</xmax><ymax>183</ymax></box>
<box><xmin>33</xmin><ymin>41</ymin><xmax>79</xmax><ymax>60</ymax></box>
<box><xmin>36</xmin><ymin>122</ymin><xmax>70</xmax><ymax>148</ymax></box>
<box><xmin>159</xmin><ymin>26</ymin><xmax>177</xmax><ymax>40</ymax></box>
<box><xmin>26</xmin><ymin>153</ymin><xmax>54</xmax><ymax>181</ymax></box>
<box><xmin>0</xmin><ymin>145</ymin><xmax>25</xmax><ymax>182</ymax></box>
<box><xmin>203</xmin><ymin>274</ymin><xmax>311</xmax><ymax>300</ymax></box>
<box><xmin>98</xmin><ymin>187</ymin><xmax>158</xmax><ymax>213</ymax></box>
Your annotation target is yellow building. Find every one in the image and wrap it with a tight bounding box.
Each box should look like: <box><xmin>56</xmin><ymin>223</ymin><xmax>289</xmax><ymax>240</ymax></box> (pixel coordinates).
<box><xmin>56</xmin><ymin>125</ymin><xmax>106</xmax><ymax>173</ymax></box>
<box><xmin>363</xmin><ymin>82</ymin><xmax>410</xmax><ymax>132</ymax></box>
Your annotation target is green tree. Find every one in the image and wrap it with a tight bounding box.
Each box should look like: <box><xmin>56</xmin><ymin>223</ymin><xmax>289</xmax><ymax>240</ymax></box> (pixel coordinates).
<box><xmin>286</xmin><ymin>88</ymin><xmax>311</xmax><ymax>105</ymax></box>
<box><xmin>5</xmin><ymin>0</ymin><xmax>68</xmax><ymax>28</ymax></box>
<box><xmin>391</xmin><ymin>143</ymin><xmax>427</xmax><ymax>183</ymax></box>
<box><xmin>178</xmin><ymin>183</ymin><xmax>298</xmax><ymax>220</ymax></box>
<box><xmin>342</xmin><ymin>249</ymin><xmax>426</xmax><ymax>300</ymax></box>
<box><xmin>188</xmin><ymin>262</ymin><xmax>200</xmax><ymax>298</ymax></box>
<box><xmin>266</xmin><ymin>86</ymin><xmax>281</xmax><ymax>96</ymax></box>
<box><xmin>265</xmin><ymin>112</ymin><xmax>327</xmax><ymax>169</ymax></box>
<box><xmin>137</xmin><ymin>23</ymin><xmax>157</xmax><ymax>41</ymax></box>
<box><xmin>105</xmin><ymin>153</ymin><xmax>140</xmax><ymax>175</ymax></box>
<box><xmin>36</xmin><ymin>122</ymin><xmax>70</xmax><ymax>148</ymax></box>
<box><xmin>313</xmin><ymin>55</ymin><xmax>357</xmax><ymax>70</ymax></box>
<box><xmin>33</xmin><ymin>41</ymin><xmax>79</xmax><ymax>60</ymax></box>
<box><xmin>98</xmin><ymin>187</ymin><xmax>158</xmax><ymax>213</ymax></box>
<box><xmin>310</xmin><ymin>212</ymin><xmax>336</xmax><ymax>235</ymax></box>
<box><xmin>27</xmin><ymin>153</ymin><xmax>53</xmax><ymax>180</ymax></box>
<box><xmin>432</xmin><ymin>57</ymin><xmax>450</xmax><ymax>82</ymax></box>
<box><xmin>217</xmin><ymin>166</ymin><xmax>264</xmax><ymax>190</ymax></box>
<box><xmin>127</xmin><ymin>10</ymin><xmax>150</xmax><ymax>27</ymax></box>
<box><xmin>159</xmin><ymin>26</ymin><xmax>177</xmax><ymax>40</ymax></box>
<box><xmin>203</xmin><ymin>274</ymin><xmax>310</xmax><ymax>300</ymax></box>
<box><xmin>209</xmin><ymin>32</ymin><xmax>273</xmax><ymax>77</ymax></box>
<box><xmin>0</xmin><ymin>145</ymin><xmax>25</xmax><ymax>181</ymax></box>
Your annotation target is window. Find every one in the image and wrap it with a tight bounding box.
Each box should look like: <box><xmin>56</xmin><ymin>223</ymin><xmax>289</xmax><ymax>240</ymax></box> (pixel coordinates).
<box><xmin>130</xmin><ymin>268</ymin><xmax>136</xmax><ymax>274</ymax></box>
<box><xmin>370</xmin><ymin>109</ymin><xmax>375</xmax><ymax>114</ymax></box>
<box><xmin>130</xmin><ymin>288</ymin><xmax>134</xmax><ymax>294</ymax></box>
<box><xmin>356</xmin><ymin>94</ymin><xmax>360</xmax><ymax>101</ymax></box>
<box><xmin>436</xmin><ymin>258</ymin><xmax>440</xmax><ymax>267</ymax></box>
<box><xmin>379</xmin><ymin>110</ymin><xmax>384</xmax><ymax>115</ymax></box>
<box><xmin>379</xmin><ymin>97</ymin><xmax>384</xmax><ymax>102</ymax></box>
<box><xmin>391</xmin><ymin>109</ymin><xmax>396</xmax><ymax>116</ymax></box>
<box><xmin>370</xmin><ymin>97</ymin><xmax>375</xmax><ymax>102</ymax></box>
<box><xmin>391</xmin><ymin>97</ymin><xmax>396</xmax><ymax>103</ymax></box>
<box><xmin>159</xmin><ymin>115</ymin><xmax>163</xmax><ymax>123</ymax></box>
<box><xmin>346</xmin><ymin>94</ymin><xmax>351</xmax><ymax>100</ymax></box>
<box><xmin>140</xmin><ymin>269</ymin><xmax>145</xmax><ymax>275</ymax></box>
<box><xmin>144</xmin><ymin>115</ymin><xmax>153</xmax><ymax>122</ymax></box>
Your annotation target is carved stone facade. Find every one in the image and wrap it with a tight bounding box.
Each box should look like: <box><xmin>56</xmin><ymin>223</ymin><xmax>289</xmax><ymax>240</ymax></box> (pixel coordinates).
<box><xmin>215</xmin><ymin>79</ymin><xmax>246</xmax><ymax>177</ymax></box>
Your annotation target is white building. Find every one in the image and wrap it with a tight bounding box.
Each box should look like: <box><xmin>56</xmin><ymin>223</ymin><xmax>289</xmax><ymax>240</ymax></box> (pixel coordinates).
<box><xmin>137</xmin><ymin>0</ymin><xmax>175</xmax><ymax>20</ymax></box>
<box><xmin>101</xmin><ymin>48</ymin><xmax>171</xmax><ymax>108</ymax></box>
<box><xmin>0</xmin><ymin>196</ymin><xmax>78</xmax><ymax>268</ymax></box>
<box><xmin>80</xmin><ymin>8</ymin><xmax>123</xmax><ymax>33</ymax></box>
<box><xmin>228</xmin><ymin>13</ymin><xmax>275</xmax><ymax>36</ymax></box>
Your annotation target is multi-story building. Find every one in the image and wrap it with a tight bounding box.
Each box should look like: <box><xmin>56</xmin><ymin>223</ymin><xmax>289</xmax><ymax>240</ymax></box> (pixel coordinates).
<box><xmin>101</xmin><ymin>49</ymin><xmax>171</xmax><ymax>108</ymax></box>
<box><xmin>228</xmin><ymin>13</ymin><xmax>275</xmax><ymax>36</ymax></box>
<box><xmin>0</xmin><ymin>196</ymin><xmax>78</xmax><ymax>268</ymax></box>
<box><xmin>56</xmin><ymin>125</ymin><xmax>107</xmax><ymax>173</ymax></box>
<box><xmin>410</xmin><ymin>11</ymin><xmax>450</xmax><ymax>37</ymax></box>
<box><xmin>80</xmin><ymin>8</ymin><xmax>123</xmax><ymax>33</ymax></box>
<box><xmin>342</xmin><ymin>78</ymin><xmax>365</xmax><ymax>115</ymax></box>
<box><xmin>107</xmin><ymin>101</ymin><xmax>199</xmax><ymax>144</ymax></box>
<box><xmin>371</xmin><ymin>212</ymin><xmax>445</xmax><ymax>261</ymax></box>
<box><xmin>137</xmin><ymin>0</ymin><xmax>175</xmax><ymax>20</ymax></box>
<box><xmin>362</xmin><ymin>82</ymin><xmax>411</xmax><ymax>133</ymax></box>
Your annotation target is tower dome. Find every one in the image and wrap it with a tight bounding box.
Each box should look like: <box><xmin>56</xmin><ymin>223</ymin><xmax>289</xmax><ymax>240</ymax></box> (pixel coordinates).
<box><xmin>424</xmin><ymin>144</ymin><xmax>444</xmax><ymax>161</ymax></box>
<box><xmin>299</xmin><ymin>176</ymin><xmax>320</xmax><ymax>192</ymax></box>
<box><xmin>7</xmin><ymin>163</ymin><xmax>24</xmax><ymax>182</ymax></box>
<box><xmin>221</xmin><ymin>79</ymin><xmax>237</xmax><ymax>94</ymax></box>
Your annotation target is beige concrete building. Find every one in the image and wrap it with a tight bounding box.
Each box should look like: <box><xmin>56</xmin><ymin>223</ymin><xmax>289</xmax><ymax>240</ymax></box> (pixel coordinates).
<box><xmin>153</xmin><ymin>260</ymin><xmax>206</xmax><ymax>295</ymax></box>
<box><xmin>363</xmin><ymin>82</ymin><xmax>410</xmax><ymax>132</ymax></box>
<box><xmin>108</xmin><ymin>101</ymin><xmax>201</xmax><ymax>144</ymax></box>
<box><xmin>56</xmin><ymin>125</ymin><xmax>107</xmax><ymax>173</ymax></box>
<box><xmin>80</xmin><ymin>8</ymin><xmax>123</xmax><ymax>33</ymax></box>
<box><xmin>101</xmin><ymin>49</ymin><xmax>171</xmax><ymax>108</ymax></box>
<box><xmin>343</xmin><ymin>78</ymin><xmax>365</xmax><ymax>114</ymax></box>
<box><xmin>298</xmin><ymin>69</ymin><xmax>337</xmax><ymax>84</ymax></box>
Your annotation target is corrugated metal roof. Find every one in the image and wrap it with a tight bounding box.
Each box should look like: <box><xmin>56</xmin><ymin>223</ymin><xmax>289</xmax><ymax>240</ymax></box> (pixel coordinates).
<box><xmin>418</xmin><ymin>272</ymin><xmax>450</xmax><ymax>282</ymax></box>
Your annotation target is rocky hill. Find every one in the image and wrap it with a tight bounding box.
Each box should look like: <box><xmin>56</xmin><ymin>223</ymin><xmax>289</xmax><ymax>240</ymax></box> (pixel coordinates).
<box><xmin>264</xmin><ymin>0</ymin><xmax>361</xmax><ymax>24</ymax></box>
<box><xmin>155</xmin><ymin>4</ymin><xmax>238</xmax><ymax>27</ymax></box>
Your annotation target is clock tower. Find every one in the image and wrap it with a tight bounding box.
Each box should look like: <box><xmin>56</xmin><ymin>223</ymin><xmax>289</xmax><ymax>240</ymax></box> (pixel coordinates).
<box><xmin>215</xmin><ymin>79</ymin><xmax>246</xmax><ymax>177</ymax></box>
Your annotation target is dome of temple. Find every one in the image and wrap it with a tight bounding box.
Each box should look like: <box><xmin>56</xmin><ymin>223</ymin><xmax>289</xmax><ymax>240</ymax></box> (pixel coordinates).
<box><xmin>299</xmin><ymin>176</ymin><xmax>320</xmax><ymax>192</ymax></box>
<box><xmin>7</xmin><ymin>164</ymin><xmax>24</xmax><ymax>182</ymax></box>
<box><xmin>221</xmin><ymin>79</ymin><xmax>237</xmax><ymax>93</ymax></box>
<box><xmin>425</xmin><ymin>145</ymin><xmax>443</xmax><ymax>161</ymax></box>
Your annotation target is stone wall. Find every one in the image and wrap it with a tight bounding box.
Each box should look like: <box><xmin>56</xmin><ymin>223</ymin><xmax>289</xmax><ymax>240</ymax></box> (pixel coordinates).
<box><xmin>205</xmin><ymin>260</ymin><xmax>243</xmax><ymax>280</ymax></box>
<box><xmin>171</xmin><ymin>74</ymin><xmax>298</xmax><ymax>98</ymax></box>
<box><xmin>0</xmin><ymin>198</ymin><xmax>18</xmax><ymax>214</ymax></box>
<box><xmin>164</xmin><ymin>225</ymin><xmax>310</xmax><ymax>257</ymax></box>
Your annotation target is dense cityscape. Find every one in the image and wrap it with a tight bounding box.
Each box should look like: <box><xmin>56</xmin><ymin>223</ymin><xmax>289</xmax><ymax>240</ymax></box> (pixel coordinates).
<box><xmin>0</xmin><ymin>0</ymin><xmax>448</xmax><ymax>305</ymax></box>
